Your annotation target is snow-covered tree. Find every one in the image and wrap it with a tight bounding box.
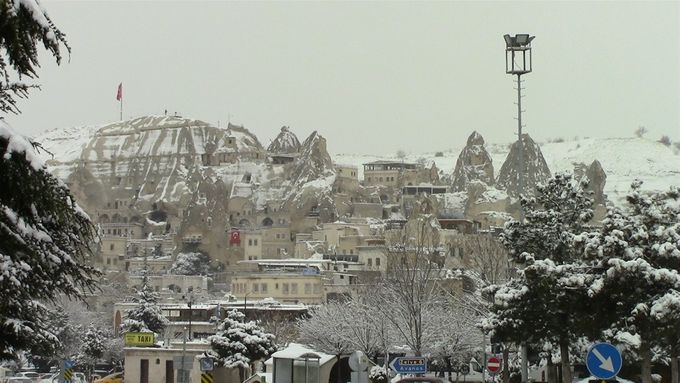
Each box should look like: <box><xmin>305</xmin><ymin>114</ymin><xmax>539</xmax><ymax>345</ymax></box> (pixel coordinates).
<box><xmin>486</xmin><ymin>173</ymin><xmax>595</xmax><ymax>383</ymax></box>
<box><xmin>80</xmin><ymin>323</ymin><xmax>106</xmax><ymax>374</ymax></box>
<box><xmin>209</xmin><ymin>310</ymin><xmax>277</xmax><ymax>382</ymax></box>
<box><xmin>26</xmin><ymin>306</ymin><xmax>82</xmax><ymax>371</ymax></box>
<box><xmin>121</xmin><ymin>268</ymin><xmax>167</xmax><ymax>335</ymax></box>
<box><xmin>169</xmin><ymin>252</ymin><xmax>210</xmax><ymax>275</ymax></box>
<box><xmin>583</xmin><ymin>182</ymin><xmax>680</xmax><ymax>383</ymax></box>
<box><xmin>0</xmin><ymin>124</ymin><xmax>99</xmax><ymax>360</ymax></box>
<box><xmin>0</xmin><ymin>0</ymin><xmax>99</xmax><ymax>361</ymax></box>
<box><xmin>0</xmin><ymin>0</ymin><xmax>70</xmax><ymax>114</ymax></box>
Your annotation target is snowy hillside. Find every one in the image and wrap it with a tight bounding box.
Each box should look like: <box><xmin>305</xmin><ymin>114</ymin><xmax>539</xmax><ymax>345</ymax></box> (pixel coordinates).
<box><xmin>32</xmin><ymin>119</ymin><xmax>679</xmax><ymax>206</ymax></box>
<box><xmin>333</xmin><ymin>137</ymin><xmax>680</xmax><ymax>204</ymax></box>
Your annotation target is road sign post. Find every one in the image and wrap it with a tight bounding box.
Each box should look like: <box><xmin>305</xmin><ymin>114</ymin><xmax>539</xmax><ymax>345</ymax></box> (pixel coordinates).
<box><xmin>586</xmin><ymin>343</ymin><xmax>622</xmax><ymax>380</ymax></box>
<box><xmin>201</xmin><ymin>372</ymin><xmax>214</xmax><ymax>383</ymax></box>
<box><xmin>62</xmin><ymin>360</ymin><xmax>75</xmax><ymax>383</ymax></box>
<box><xmin>389</xmin><ymin>357</ymin><xmax>428</xmax><ymax>374</ymax></box>
<box><xmin>487</xmin><ymin>356</ymin><xmax>502</xmax><ymax>375</ymax></box>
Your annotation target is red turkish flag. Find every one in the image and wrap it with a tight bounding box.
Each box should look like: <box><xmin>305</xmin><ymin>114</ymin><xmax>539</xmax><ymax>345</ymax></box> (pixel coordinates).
<box><xmin>230</xmin><ymin>230</ymin><xmax>241</xmax><ymax>245</ymax></box>
<box><xmin>116</xmin><ymin>83</ymin><xmax>123</xmax><ymax>101</ymax></box>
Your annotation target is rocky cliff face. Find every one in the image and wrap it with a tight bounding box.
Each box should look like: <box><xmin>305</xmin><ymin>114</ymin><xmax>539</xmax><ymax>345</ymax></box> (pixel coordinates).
<box><xmin>496</xmin><ymin>134</ymin><xmax>551</xmax><ymax>197</ymax></box>
<box><xmin>451</xmin><ymin>131</ymin><xmax>495</xmax><ymax>192</ymax></box>
<box><xmin>36</xmin><ymin>116</ymin><xmax>267</xmax><ymax>210</ymax></box>
<box><xmin>267</xmin><ymin>126</ymin><xmax>300</xmax><ymax>154</ymax></box>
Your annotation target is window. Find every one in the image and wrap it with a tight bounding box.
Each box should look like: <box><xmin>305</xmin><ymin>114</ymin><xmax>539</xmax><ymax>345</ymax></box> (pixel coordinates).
<box><xmin>261</xmin><ymin>283</ymin><xmax>268</xmax><ymax>293</ymax></box>
<box><xmin>253</xmin><ymin>284</ymin><xmax>259</xmax><ymax>293</ymax></box>
<box><xmin>248</xmin><ymin>239</ymin><xmax>253</xmax><ymax>246</ymax></box>
<box><xmin>282</xmin><ymin>283</ymin><xmax>289</xmax><ymax>294</ymax></box>
<box><xmin>291</xmin><ymin>283</ymin><xmax>298</xmax><ymax>294</ymax></box>
<box><xmin>110</xmin><ymin>244</ymin><xmax>114</xmax><ymax>251</ymax></box>
<box><xmin>275</xmin><ymin>283</ymin><xmax>279</xmax><ymax>289</ymax></box>
<box><xmin>313</xmin><ymin>284</ymin><xmax>321</xmax><ymax>294</ymax></box>
<box><xmin>305</xmin><ymin>283</ymin><xmax>311</xmax><ymax>294</ymax></box>
<box><xmin>376</xmin><ymin>258</ymin><xmax>381</xmax><ymax>267</ymax></box>
<box><xmin>367</xmin><ymin>258</ymin><xmax>372</xmax><ymax>267</ymax></box>
<box><xmin>106</xmin><ymin>258</ymin><xmax>111</xmax><ymax>265</ymax></box>
<box><xmin>254</xmin><ymin>239</ymin><xmax>258</xmax><ymax>246</ymax></box>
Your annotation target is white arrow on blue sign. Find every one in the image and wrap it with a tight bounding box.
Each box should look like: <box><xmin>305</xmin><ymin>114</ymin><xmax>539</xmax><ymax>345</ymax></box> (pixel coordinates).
<box><xmin>586</xmin><ymin>343</ymin><xmax>622</xmax><ymax>380</ymax></box>
<box><xmin>389</xmin><ymin>357</ymin><xmax>427</xmax><ymax>374</ymax></box>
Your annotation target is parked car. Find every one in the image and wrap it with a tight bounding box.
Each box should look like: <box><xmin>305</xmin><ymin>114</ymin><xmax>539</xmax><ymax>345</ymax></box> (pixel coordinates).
<box><xmin>93</xmin><ymin>372</ymin><xmax>123</xmax><ymax>383</ymax></box>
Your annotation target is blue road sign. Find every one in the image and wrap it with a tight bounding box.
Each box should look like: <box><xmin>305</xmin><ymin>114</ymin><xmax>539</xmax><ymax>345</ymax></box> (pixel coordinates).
<box><xmin>64</xmin><ymin>360</ymin><xmax>75</xmax><ymax>369</ymax></box>
<box><xmin>389</xmin><ymin>357</ymin><xmax>427</xmax><ymax>374</ymax></box>
<box><xmin>586</xmin><ymin>343</ymin><xmax>622</xmax><ymax>380</ymax></box>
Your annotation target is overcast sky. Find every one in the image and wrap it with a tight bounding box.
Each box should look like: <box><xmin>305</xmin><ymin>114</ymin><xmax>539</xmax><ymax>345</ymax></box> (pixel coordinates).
<box><xmin>7</xmin><ymin>1</ymin><xmax>680</xmax><ymax>155</ymax></box>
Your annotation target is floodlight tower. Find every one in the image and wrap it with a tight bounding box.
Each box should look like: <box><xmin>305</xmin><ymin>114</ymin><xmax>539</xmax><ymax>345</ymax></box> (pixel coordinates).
<box><xmin>504</xmin><ymin>34</ymin><xmax>535</xmax><ymax>383</ymax></box>
<box><xmin>504</xmin><ymin>34</ymin><xmax>535</xmax><ymax>218</ymax></box>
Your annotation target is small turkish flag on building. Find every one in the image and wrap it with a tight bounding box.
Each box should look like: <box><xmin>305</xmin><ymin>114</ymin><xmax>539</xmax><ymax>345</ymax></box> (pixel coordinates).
<box><xmin>229</xmin><ymin>230</ymin><xmax>241</xmax><ymax>245</ymax></box>
<box><xmin>116</xmin><ymin>83</ymin><xmax>123</xmax><ymax>101</ymax></box>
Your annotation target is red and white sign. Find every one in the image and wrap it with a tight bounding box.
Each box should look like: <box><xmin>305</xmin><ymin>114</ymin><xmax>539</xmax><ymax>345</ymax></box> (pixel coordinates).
<box><xmin>487</xmin><ymin>356</ymin><xmax>502</xmax><ymax>374</ymax></box>
<box><xmin>229</xmin><ymin>230</ymin><xmax>241</xmax><ymax>245</ymax></box>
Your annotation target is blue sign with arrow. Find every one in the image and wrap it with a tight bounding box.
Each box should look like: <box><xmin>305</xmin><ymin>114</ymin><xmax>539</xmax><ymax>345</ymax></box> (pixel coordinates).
<box><xmin>586</xmin><ymin>343</ymin><xmax>622</xmax><ymax>380</ymax></box>
<box><xmin>389</xmin><ymin>357</ymin><xmax>427</xmax><ymax>374</ymax></box>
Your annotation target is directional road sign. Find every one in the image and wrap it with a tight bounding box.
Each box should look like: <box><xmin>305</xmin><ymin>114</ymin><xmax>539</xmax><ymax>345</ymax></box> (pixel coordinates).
<box><xmin>487</xmin><ymin>356</ymin><xmax>502</xmax><ymax>375</ymax></box>
<box><xmin>389</xmin><ymin>357</ymin><xmax>428</xmax><ymax>374</ymax></box>
<box><xmin>586</xmin><ymin>343</ymin><xmax>622</xmax><ymax>380</ymax></box>
<box><xmin>200</xmin><ymin>357</ymin><xmax>214</xmax><ymax>372</ymax></box>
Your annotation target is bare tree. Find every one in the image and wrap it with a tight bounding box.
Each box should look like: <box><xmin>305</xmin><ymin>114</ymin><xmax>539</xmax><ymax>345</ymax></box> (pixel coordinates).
<box><xmin>297</xmin><ymin>300</ymin><xmax>382</xmax><ymax>358</ymax></box>
<box><xmin>635</xmin><ymin>125</ymin><xmax>648</xmax><ymax>138</ymax></box>
<box><xmin>372</xmin><ymin>214</ymin><xmax>446</xmax><ymax>356</ymax></box>
<box><xmin>445</xmin><ymin>234</ymin><xmax>510</xmax><ymax>286</ymax></box>
<box><xmin>428</xmin><ymin>303</ymin><xmax>482</xmax><ymax>382</ymax></box>
<box><xmin>659</xmin><ymin>135</ymin><xmax>672</xmax><ymax>147</ymax></box>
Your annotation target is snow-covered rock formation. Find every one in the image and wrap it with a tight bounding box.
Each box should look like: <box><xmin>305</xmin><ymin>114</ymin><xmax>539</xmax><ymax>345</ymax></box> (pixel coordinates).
<box><xmin>451</xmin><ymin>131</ymin><xmax>495</xmax><ymax>192</ymax></box>
<box><xmin>496</xmin><ymin>134</ymin><xmax>551</xmax><ymax>197</ymax></box>
<box><xmin>285</xmin><ymin>131</ymin><xmax>337</xmax><ymax>228</ymax></box>
<box><xmin>267</xmin><ymin>126</ymin><xmax>301</xmax><ymax>154</ymax></box>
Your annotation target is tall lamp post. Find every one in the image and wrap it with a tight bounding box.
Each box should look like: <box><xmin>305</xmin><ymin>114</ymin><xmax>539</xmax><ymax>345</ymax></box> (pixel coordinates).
<box><xmin>504</xmin><ymin>33</ymin><xmax>535</xmax><ymax>383</ymax></box>
<box><xmin>504</xmin><ymin>33</ymin><xmax>535</xmax><ymax>221</ymax></box>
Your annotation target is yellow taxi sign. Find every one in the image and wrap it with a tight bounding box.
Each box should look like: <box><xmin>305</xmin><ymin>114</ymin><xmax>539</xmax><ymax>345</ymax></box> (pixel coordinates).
<box><xmin>124</xmin><ymin>332</ymin><xmax>155</xmax><ymax>346</ymax></box>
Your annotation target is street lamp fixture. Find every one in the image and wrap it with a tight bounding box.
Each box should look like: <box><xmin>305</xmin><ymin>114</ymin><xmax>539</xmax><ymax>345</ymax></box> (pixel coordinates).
<box><xmin>504</xmin><ymin>34</ymin><xmax>534</xmax><ymax>75</ymax></box>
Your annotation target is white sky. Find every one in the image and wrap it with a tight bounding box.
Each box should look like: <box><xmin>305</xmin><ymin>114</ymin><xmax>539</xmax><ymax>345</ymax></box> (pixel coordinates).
<box><xmin>7</xmin><ymin>1</ymin><xmax>680</xmax><ymax>155</ymax></box>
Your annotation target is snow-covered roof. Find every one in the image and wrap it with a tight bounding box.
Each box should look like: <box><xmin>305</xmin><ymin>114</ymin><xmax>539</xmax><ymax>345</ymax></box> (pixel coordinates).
<box><xmin>267</xmin><ymin>343</ymin><xmax>336</xmax><ymax>365</ymax></box>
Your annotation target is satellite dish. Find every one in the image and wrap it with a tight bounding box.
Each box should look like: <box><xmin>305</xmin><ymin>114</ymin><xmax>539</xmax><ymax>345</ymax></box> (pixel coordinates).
<box><xmin>348</xmin><ymin>351</ymin><xmax>370</xmax><ymax>372</ymax></box>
